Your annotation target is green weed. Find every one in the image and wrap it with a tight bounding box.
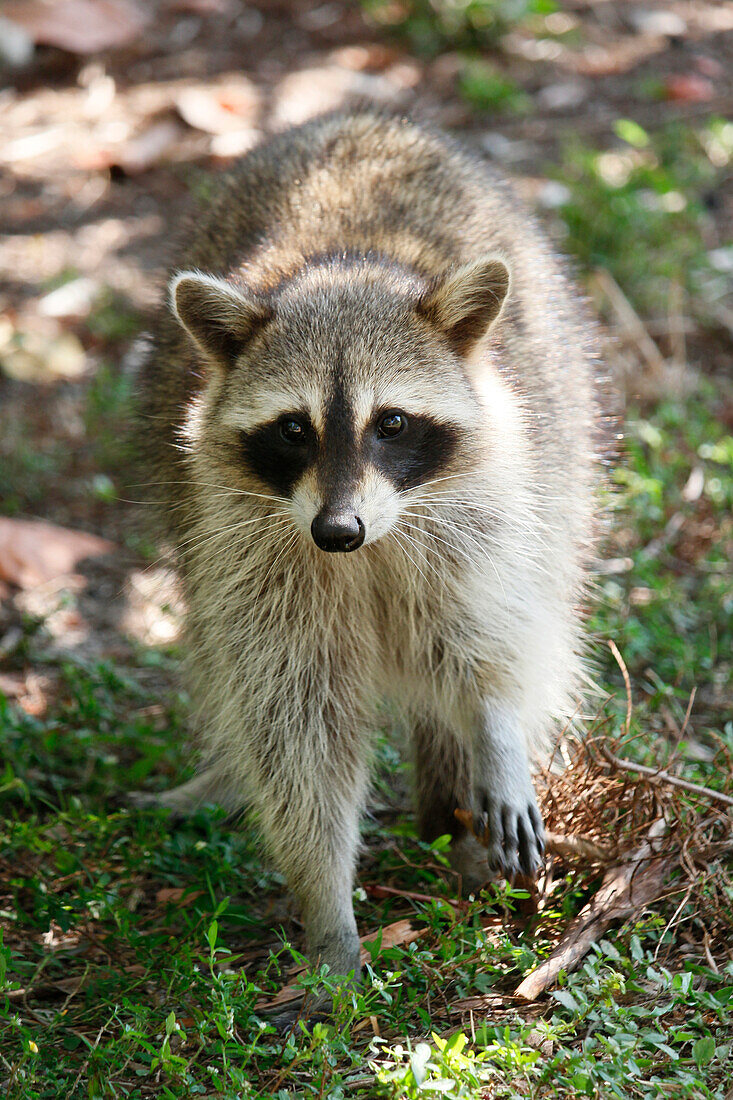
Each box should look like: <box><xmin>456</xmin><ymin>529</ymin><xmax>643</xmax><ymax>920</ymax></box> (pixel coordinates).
<box><xmin>362</xmin><ymin>0</ymin><xmax>557</xmax><ymax>56</ymax></box>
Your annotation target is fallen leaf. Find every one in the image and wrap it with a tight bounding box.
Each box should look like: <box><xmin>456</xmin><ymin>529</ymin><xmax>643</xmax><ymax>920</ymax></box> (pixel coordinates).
<box><xmin>628</xmin><ymin>10</ymin><xmax>686</xmax><ymax>38</ymax></box>
<box><xmin>176</xmin><ymin>78</ymin><xmax>259</xmax><ymax>134</ymax></box>
<box><xmin>165</xmin><ymin>0</ymin><xmax>233</xmax><ymax>14</ymax></box>
<box><xmin>272</xmin><ymin>66</ymin><xmax>402</xmax><ymax>127</ymax></box>
<box><xmin>359</xmin><ymin>918</ymin><xmax>423</xmax><ymax>958</ymax></box>
<box><xmin>449</xmin><ymin>992</ymin><xmax>505</xmax><ymax>1015</ymax></box>
<box><xmin>110</xmin><ymin>119</ymin><xmax>184</xmax><ymax>174</ymax></box>
<box><xmin>0</xmin><ymin>328</ymin><xmax>86</xmax><ymax>382</ymax></box>
<box><xmin>0</xmin><ymin>671</ymin><xmax>52</xmax><ymax>716</ymax></box>
<box><xmin>38</xmin><ymin>278</ymin><xmax>98</xmax><ymax>319</ymax></box>
<box><xmin>0</xmin><ymin>518</ymin><xmax>115</xmax><ymax>590</ymax></box>
<box><xmin>331</xmin><ymin>44</ymin><xmax>402</xmax><ymax>72</ymax></box>
<box><xmin>663</xmin><ymin>74</ymin><xmax>715</xmax><ymax>103</ymax></box>
<box><xmin>155</xmin><ymin>886</ymin><xmax>205</xmax><ymax>906</ymax></box>
<box><xmin>3</xmin><ymin>0</ymin><xmax>148</xmax><ymax>55</ymax></box>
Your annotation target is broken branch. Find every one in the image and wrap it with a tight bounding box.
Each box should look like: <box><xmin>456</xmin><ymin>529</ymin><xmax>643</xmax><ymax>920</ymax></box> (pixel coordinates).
<box><xmin>515</xmin><ymin>820</ymin><xmax>674</xmax><ymax>1002</ymax></box>
<box><xmin>599</xmin><ymin>746</ymin><xmax>733</xmax><ymax>809</ymax></box>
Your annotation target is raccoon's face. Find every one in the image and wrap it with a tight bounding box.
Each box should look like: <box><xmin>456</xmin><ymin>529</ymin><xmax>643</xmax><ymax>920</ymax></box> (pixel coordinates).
<box><xmin>171</xmin><ymin>257</ymin><xmax>509</xmax><ymax>552</ymax></box>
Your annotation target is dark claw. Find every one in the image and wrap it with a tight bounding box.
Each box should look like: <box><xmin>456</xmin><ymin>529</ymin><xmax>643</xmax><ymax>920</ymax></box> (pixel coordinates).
<box><xmin>517</xmin><ymin>815</ymin><xmax>537</xmax><ymax>876</ymax></box>
<box><xmin>529</xmin><ymin>803</ymin><xmax>545</xmax><ymax>851</ymax></box>
<box><xmin>501</xmin><ymin>805</ymin><xmax>519</xmax><ymax>853</ymax></box>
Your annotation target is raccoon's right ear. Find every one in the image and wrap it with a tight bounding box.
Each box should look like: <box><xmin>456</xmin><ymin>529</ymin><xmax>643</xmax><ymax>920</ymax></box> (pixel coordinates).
<box><xmin>417</xmin><ymin>255</ymin><xmax>510</xmax><ymax>356</ymax></box>
<box><xmin>170</xmin><ymin>271</ymin><xmax>272</xmax><ymax>370</ymax></box>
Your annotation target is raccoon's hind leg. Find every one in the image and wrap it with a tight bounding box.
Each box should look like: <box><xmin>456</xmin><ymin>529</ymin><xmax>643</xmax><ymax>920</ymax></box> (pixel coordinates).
<box><xmin>128</xmin><ymin>765</ymin><xmax>245</xmax><ymax>818</ymax></box>
<box><xmin>412</xmin><ymin>718</ymin><xmax>490</xmax><ymax>895</ymax></box>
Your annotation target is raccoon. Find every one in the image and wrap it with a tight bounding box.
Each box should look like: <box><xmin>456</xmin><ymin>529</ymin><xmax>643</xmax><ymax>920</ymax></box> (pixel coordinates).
<box><xmin>135</xmin><ymin>108</ymin><xmax>601</xmax><ymax>988</ymax></box>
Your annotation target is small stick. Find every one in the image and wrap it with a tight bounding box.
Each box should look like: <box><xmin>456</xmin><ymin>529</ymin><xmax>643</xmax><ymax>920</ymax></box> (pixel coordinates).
<box><xmin>599</xmin><ymin>746</ymin><xmax>733</xmax><ymax>809</ymax></box>
<box><xmin>590</xmin><ymin>269</ymin><xmax>666</xmax><ymax>377</ymax></box>
<box><xmin>544</xmin><ymin>830</ymin><xmax>613</xmax><ymax>865</ymax></box>
<box><xmin>668</xmin><ymin>279</ymin><xmax>687</xmax><ymax>367</ymax></box>
<box><xmin>365</xmin><ymin>884</ymin><xmax>467</xmax><ymax>910</ymax></box>
<box><xmin>608</xmin><ymin>639</ymin><xmax>632</xmax><ymax>739</ymax></box>
<box><xmin>678</xmin><ymin>686</ymin><xmax>696</xmax><ymax>741</ymax></box>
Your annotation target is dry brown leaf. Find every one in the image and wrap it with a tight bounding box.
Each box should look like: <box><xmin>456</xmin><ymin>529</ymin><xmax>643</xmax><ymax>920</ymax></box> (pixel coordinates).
<box><xmin>176</xmin><ymin>79</ymin><xmax>259</xmax><ymax>135</ymax></box>
<box><xmin>76</xmin><ymin>119</ymin><xmax>184</xmax><ymax>174</ymax></box>
<box><xmin>0</xmin><ymin>518</ymin><xmax>115</xmax><ymax>590</ymax></box>
<box><xmin>155</xmin><ymin>887</ymin><xmax>205</xmax><ymax>906</ymax></box>
<box><xmin>165</xmin><ymin>0</ymin><xmax>232</xmax><ymax>12</ymax></box>
<box><xmin>3</xmin><ymin>0</ymin><xmax>148</xmax><ymax>55</ymax></box>
<box><xmin>0</xmin><ymin>328</ymin><xmax>87</xmax><ymax>383</ymax></box>
<box><xmin>663</xmin><ymin>75</ymin><xmax>715</xmax><ymax>103</ymax></box>
<box><xmin>359</xmin><ymin>918</ymin><xmax>423</xmax><ymax>958</ymax></box>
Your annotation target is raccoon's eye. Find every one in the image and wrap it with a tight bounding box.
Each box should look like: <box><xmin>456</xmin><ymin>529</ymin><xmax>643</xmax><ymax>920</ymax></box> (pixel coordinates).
<box><xmin>377</xmin><ymin>411</ymin><xmax>407</xmax><ymax>439</ymax></box>
<box><xmin>279</xmin><ymin>417</ymin><xmax>308</xmax><ymax>445</ymax></box>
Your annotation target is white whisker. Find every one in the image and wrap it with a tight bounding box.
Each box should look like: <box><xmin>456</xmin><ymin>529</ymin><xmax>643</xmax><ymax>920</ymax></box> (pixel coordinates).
<box><xmin>391</xmin><ymin>527</ymin><xmax>431</xmax><ymax>588</ymax></box>
<box><xmin>393</xmin><ymin>523</ymin><xmax>442</xmax><ymax>584</ymax></box>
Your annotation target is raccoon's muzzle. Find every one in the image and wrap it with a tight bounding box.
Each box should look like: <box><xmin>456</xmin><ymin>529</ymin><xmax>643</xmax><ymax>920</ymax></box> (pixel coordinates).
<box><xmin>311</xmin><ymin>509</ymin><xmax>365</xmax><ymax>552</ymax></box>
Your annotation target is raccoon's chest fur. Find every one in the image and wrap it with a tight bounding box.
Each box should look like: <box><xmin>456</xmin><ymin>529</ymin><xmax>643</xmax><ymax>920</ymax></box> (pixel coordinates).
<box><xmin>184</xmin><ymin>510</ymin><xmax>490</xmax><ymax>722</ymax></box>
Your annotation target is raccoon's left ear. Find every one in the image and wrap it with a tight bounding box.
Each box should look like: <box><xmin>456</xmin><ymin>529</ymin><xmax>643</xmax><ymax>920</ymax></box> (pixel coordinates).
<box><xmin>417</xmin><ymin>255</ymin><xmax>510</xmax><ymax>356</ymax></box>
<box><xmin>170</xmin><ymin>271</ymin><xmax>272</xmax><ymax>371</ymax></box>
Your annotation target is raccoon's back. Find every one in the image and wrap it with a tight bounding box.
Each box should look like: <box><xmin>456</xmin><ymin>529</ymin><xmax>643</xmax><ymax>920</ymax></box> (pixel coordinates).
<box><xmin>137</xmin><ymin>108</ymin><xmax>600</xmax><ymax>533</ymax></box>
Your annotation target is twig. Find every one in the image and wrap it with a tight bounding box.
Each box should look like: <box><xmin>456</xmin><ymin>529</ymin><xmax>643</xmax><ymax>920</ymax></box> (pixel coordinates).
<box><xmin>544</xmin><ymin>830</ymin><xmax>613</xmax><ymax>865</ymax></box>
<box><xmin>70</xmin><ymin>1012</ymin><xmax>116</xmax><ymax>1095</ymax></box>
<box><xmin>702</xmin><ymin>930</ymin><xmax>720</xmax><ymax>975</ymax></box>
<box><xmin>654</xmin><ymin>882</ymin><xmax>695</xmax><ymax>961</ymax></box>
<box><xmin>641</xmin><ymin>511</ymin><xmax>685</xmax><ymax>561</ymax></box>
<box><xmin>668</xmin><ymin>280</ymin><xmax>687</xmax><ymax>367</ymax></box>
<box><xmin>454</xmin><ymin>808</ymin><xmax>613</xmax><ymax>866</ymax></box>
<box><xmin>365</xmin><ymin>884</ymin><xmax>467</xmax><ymax>909</ymax></box>
<box><xmin>599</xmin><ymin>746</ymin><xmax>733</xmax><ymax>809</ymax></box>
<box><xmin>608</xmin><ymin>639</ymin><xmax>632</xmax><ymax>739</ymax></box>
<box><xmin>590</xmin><ymin>269</ymin><xmax>666</xmax><ymax>377</ymax></box>
<box><xmin>694</xmin><ymin>837</ymin><xmax>733</xmax><ymax>861</ymax></box>
<box><xmin>678</xmin><ymin>686</ymin><xmax>696</xmax><ymax>741</ymax></box>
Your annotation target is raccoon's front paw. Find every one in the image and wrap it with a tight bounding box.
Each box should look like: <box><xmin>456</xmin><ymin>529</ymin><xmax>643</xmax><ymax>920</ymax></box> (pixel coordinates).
<box><xmin>473</xmin><ymin>789</ymin><xmax>545</xmax><ymax>878</ymax></box>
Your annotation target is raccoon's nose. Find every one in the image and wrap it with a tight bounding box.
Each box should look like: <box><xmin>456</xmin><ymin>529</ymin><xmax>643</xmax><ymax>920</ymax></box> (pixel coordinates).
<box><xmin>311</xmin><ymin>511</ymin><xmax>365</xmax><ymax>553</ymax></box>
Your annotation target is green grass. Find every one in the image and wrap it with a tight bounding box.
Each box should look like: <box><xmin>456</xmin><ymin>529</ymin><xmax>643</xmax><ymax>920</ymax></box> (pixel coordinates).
<box><xmin>458</xmin><ymin>60</ymin><xmax>531</xmax><ymax>114</ymax></box>
<box><xmin>554</xmin><ymin>118</ymin><xmax>732</xmax><ymax>325</ymax></box>
<box><xmin>591</xmin><ymin>388</ymin><xmax>732</xmax><ymax>771</ymax></box>
<box><xmin>362</xmin><ymin>0</ymin><xmax>558</xmax><ymax>56</ymax></box>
